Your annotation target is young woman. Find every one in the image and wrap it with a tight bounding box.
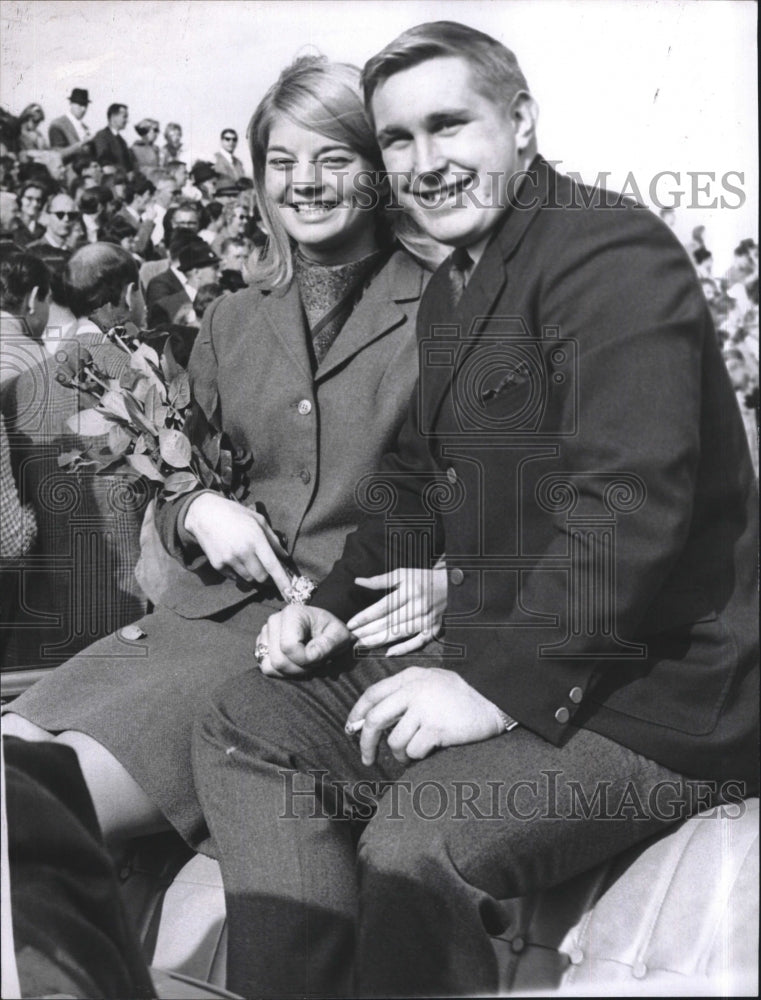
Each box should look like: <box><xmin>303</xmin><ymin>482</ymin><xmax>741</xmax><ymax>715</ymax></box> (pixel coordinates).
<box><xmin>3</xmin><ymin>56</ymin><xmax>448</xmax><ymax>850</ymax></box>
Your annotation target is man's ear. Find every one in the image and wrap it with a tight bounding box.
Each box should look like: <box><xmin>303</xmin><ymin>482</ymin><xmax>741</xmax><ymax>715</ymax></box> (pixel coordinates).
<box><xmin>510</xmin><ymin>92</ymin><xmax>539</xmax><ymax>155</ymax></box>
<box><xmin>26</xmin><ymin>285</ymin><xmax>40</xmax><ymax>315</ymax></box>
<box><xmin>124</xmin><ymin>281</ymin><xmax>135</xmax><ymax>310</ymax></box>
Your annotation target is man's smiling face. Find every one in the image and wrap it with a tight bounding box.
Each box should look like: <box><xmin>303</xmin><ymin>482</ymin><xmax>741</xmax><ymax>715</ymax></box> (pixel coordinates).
<box><xmin>373</xmin><ymin>56</ymin><xmax>531</xmax><ymax>250</ymax></box>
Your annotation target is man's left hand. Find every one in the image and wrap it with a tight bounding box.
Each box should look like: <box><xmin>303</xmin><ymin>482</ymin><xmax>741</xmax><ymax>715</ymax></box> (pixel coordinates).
<box><xmin>346</xmin><ymin>666</ymin><xmax>505</xmax><ymax>766</ymax></box>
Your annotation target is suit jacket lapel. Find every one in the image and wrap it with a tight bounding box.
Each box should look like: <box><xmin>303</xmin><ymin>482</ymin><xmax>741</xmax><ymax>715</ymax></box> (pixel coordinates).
<box><xmin>314</xmin><ymin>252</ymin><xmax>424</xmax><ymax>382</ymax></box>
<box><xmin>420</xmin><ymin>157</ymin><xmax>553</xmax><ymax>424</ymax></box>
<box><xmin>260</xmin><ymin>284</ymin><xmax>313</xmax><ymax>378</ymax></box>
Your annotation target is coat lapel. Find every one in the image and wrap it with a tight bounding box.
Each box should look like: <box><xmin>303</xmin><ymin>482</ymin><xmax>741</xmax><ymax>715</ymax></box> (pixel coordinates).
<box><xmin>259</xmin><ymin>285</ymin><xmax>313</xmax><ymax>378</ymax></box>
<box><xmin>419</xmin><ymin>157</ymin><xmax>553</xmax><ymax>425</ymax></box>
<box><xmin>314</xmin><ymin>251</ymin><xmax>425</xmax><ymax>382</ymax></box>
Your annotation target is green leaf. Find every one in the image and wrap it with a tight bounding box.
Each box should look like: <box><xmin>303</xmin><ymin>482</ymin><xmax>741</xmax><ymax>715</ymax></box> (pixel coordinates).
<box><xmin>108</xmin><ymin>424</ymin><xmax>132</xmax><ymax>455</ymax></box>
<box><xmin>99</xmin><ymin>389</ymin><xmax>132</xmax><ymax>422</ymax></box>
<box><xmin>127</xmin><ymin>453</ymin><xmax>165</xmax><ymax>482</ymax></box>
<box><xmin>163</xmin><ymin>470</ymin><xmax>200</xmax><ymax>497</ymax></box>
<box><xmin>169</xmin><ymin>371</ymin><xmax>191</xmax><ymax>410</ymax></box>
<box><xmin>159</xmin><ymin>428</ymin><xmax>192</xmax><ymax>468</ymax></box>
<box><xmin>123</xmin><ymin>393</ymin><xmax>158</xmax><ymax>437</ymax></box>
<box><xmin>66</xmin><ymin>407</ymin><xmax>115</xmax><ymax>437</ymax></box>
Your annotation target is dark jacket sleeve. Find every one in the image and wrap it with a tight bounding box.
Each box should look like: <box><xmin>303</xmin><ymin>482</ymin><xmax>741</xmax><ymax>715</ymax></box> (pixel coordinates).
<box><xmin>311</xmin><ymin>377</ymin><xmax>444</xmax><ymax>622</ymax></box>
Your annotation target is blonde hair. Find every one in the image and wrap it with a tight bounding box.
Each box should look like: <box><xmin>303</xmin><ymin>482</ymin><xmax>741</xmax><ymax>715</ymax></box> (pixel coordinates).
<box><xmin>248</xmin><ymin>55</ymin><xmax>443</xmax><ymax>289</ymax></box>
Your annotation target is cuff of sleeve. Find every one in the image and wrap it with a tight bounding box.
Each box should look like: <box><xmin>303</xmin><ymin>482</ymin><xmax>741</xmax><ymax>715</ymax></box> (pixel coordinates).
<box><xmin>497</xmin><ymin>708</ymin><xmax>519</xmax><ymax>733</ymax></box>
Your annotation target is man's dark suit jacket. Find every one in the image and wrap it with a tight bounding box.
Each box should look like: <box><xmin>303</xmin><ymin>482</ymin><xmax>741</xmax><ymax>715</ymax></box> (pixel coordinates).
<box><xmin>314</xmin><ymin>159</ymin><xmax>759</xmax><ymax>789</ymax></box>
<box><xmin>48</xmin><ymin>116</ymin><xmax>79</xmax><ymax>148</ymax></box>
<box><xmin>145</xmin><ymin>268</ymin><xmax>187</xmax><ymax>325</ymax></box>
<box><xmin>93</xmin><ymin>127</ymin><xmax>133</xmax><ymax>171</ymax></box>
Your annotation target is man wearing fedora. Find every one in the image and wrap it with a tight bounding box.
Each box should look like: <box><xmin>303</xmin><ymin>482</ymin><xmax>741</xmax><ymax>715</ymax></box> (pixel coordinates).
<box><xmin>149</xmin><ymin>236</ymin><xmax>218</xmax><ymax>327</ymax></box>
<box><xmin>48</xmin><ymin>89</ymin><xmax>92</xmax><ymax>163</ymax></box>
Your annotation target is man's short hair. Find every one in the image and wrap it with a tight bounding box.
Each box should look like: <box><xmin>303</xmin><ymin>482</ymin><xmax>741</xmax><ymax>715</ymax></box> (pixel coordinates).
<box><xmin>107</xmin><ymin>103</ymin><xmax>127</xmax><ymax>121</ymax></box>
<box><xmin>361</xmin><ymin>20</ymin><xmax>530</xmax><ymax>118</ymax></box>
<box><xmin>124</xmin><ymin>176</ymin><xmax>156</xmax><ymax>203</ymax></box>
<box><xmin>220</xmin><ymin>129</ymin><xmax>238</xmax><ymax>141</ymax></box>
<box><xmin>60</xmin><ymin>243</ymin><xmax>138</xmax><ymax>318</ymax></box>
<box><xmin>0</xmin><ymin>252</ymin><xmax>50</xmax><ymax>312</ymax></box>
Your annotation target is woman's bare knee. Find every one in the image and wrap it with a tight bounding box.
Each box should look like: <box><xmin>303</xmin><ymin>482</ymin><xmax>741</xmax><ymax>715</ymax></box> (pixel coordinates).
<box><xmin>1</xmin><ymin>713</ymin><xmax>54</xmax><ymax>742</ymax></box>
<box><xmin>53</xmin><ymin>731</ymin><xmax>168</xmax><ymax>841</ymax></box>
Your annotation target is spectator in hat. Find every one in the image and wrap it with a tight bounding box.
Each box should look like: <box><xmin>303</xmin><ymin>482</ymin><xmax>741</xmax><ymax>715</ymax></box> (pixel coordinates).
<box><xmin>214</xmin><ymin>180</ymin><xmax>241</xmax><ymax>206</ymax></box>
<box><xmin>214</xmin><ymin>128</ymin><xmax>246</xmax><ymax>182</ymax></box>
<box><xmin>114</xmin><ymin>176</ymin><xmax>157</xmax><ymax>258</ymax></box>
<box><xmin>150</xmin><ymin>237</ymin><xmax>218</xmax><ymax>326</ymax></box>
<box><xmin>144</xmin><ymin>228</ymin><xmax>202</xmax><ymax>318</ymax></box>
<box><xmin>47</xmin><ymin>89</ymin><xmax>92</xmax><ymax>163</ymax></box>
<box><xmin>93</xmin><ymin>104</ymin><xmax>133</xmax><ymax>173</ymax></box>
<box><xmin>18</xmin><ymin>104</ymin><xmax>47</xmax><ymax>152</ymax></box>
<box><xmin>131</xmin><ymin>118</ymin><xmax>161</xmax><ymax>171</ymax></box>
<box><xmin>184</xmin><ymin>161</ymin><xmax>219</xmax><ymax>204</ymax></box>
<box><xmin>26</xmin><ymin>192</ymin><xmax>79</xmax><ymax>272</ymax></box>
<box><xmin>161</xmin><ymin>122</ymin><xmax>183</xmax><ymax>165</ymax></box>
<box><xmin>11</xmin><ymin>181</ymin><xmax>46</xmax><ymax>247</ymax></box>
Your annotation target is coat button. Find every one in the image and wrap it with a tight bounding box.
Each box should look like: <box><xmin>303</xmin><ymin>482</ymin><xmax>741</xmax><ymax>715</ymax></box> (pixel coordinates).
<box><xmin>554</xmin><ymin>707</ymin><xmax>570</xmax><ymax>724</ymax></box>
<box><xmin>449</xmin><ymin>567</ymin><xmax>465</xmax><ymax>585</ymax></box>
<box><xmin>297</xmin><ymin>399</ymin><xmax>312</xmax><ymax>415</ymax></box>
<box><xmin>510</xmin><ymin>936</ymin><xmax>525</xmax><ymax>954</ymax></box>
<box><xmin>569</xmin><ymin>946</ymin><xmax>584</xmax><ymax>966</ymax></box>
<box><xmin>569</xmin><ymin>686</ymin><xmax>583</xmax><ymax>704</ymax></box>
<box><xmin>446</xmin><ymin>466</ymin><xmax>457</xmax><ymax>483</ymax></box>
<box><xmin>299</xmin><ymin>469</ymin><xmax>311</xmax><ymax>484</ymax></box>
<box><xmin>632</xmin><ymin>961</ymin><xmax>647</xmax><ymax>979</ymax></box>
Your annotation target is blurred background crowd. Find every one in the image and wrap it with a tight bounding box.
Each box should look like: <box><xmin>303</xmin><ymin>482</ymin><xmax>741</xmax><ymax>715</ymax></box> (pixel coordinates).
<box><xmin>0</xmin><ymin>90</ymin><xmax>264</xmax><ymax>344</ymax></box>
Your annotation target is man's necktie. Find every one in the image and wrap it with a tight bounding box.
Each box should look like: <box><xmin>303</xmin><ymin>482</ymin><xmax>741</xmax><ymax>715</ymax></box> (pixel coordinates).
<box><xmin>448</xmin><ymin>247</ymin><xmax>472</xmax><ymax>306</ymax></box>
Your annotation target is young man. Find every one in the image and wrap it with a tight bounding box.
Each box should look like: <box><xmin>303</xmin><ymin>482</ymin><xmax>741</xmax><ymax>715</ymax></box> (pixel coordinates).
<box><xmin>214</xmin><ymin>128</ymin><xmax>246</xmax><ymax>182</ymax></box>
<box><xmin>193</xmin><ymin>21</ymin><xmax>759</xmax><ymax>998</ymax></box>
<box><xmin>93</xmin><ymin>104</ymin><xmax>133</xmax><ymax>173</ymax></box>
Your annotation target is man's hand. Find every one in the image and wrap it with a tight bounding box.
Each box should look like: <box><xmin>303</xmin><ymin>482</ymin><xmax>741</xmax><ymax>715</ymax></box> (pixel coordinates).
<box><xmin>348</xmin><ymin>563</ymin><xmax>447</xmax><ymax>656</ymax></box>
<box><xmin>183</xmin><ymin>493</ymin><xmax>292</xmax><ymax>597</ymax></box>
<box><xmin>255</xmin><ymin>605</ymin><xmax>352</xmax><ymax>678</ymax></box>
<box><xmin>346</xmin><ymin>666</ymin><xmax>505</xmax><ymax>765</ymax></box>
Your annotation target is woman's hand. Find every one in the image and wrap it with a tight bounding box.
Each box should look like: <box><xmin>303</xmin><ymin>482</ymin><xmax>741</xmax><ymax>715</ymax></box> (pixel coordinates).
<box><xmin>347</xmin><ymin>560</ymin><xmax>448</xmax><ymax>656</ymax></box>
<box><xmin>183</xmin><ymin>493</ymin><xmax>292</xmax><ymax>598</ymax></box>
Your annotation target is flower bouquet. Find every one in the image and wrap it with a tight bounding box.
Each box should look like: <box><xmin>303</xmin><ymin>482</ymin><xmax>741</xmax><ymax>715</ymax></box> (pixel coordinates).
<box><xmin>56</xmin><ymin>325</ymin><xmax>314</xmax><ymax>604</ymax></box>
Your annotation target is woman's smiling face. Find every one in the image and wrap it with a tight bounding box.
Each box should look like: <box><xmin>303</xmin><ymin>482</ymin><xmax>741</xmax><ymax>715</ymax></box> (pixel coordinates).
<box><xmin>264</xmin><ymin>117</ymin><xmax>379</xmax><ymax>264</ymax></box>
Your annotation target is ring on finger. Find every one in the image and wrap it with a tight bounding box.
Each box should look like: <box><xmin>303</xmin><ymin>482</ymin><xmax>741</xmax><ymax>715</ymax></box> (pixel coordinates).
<box><xmin>254</xmin><ymin>642</ymin><xmax>269</xmax><ymax>664</ymax></box>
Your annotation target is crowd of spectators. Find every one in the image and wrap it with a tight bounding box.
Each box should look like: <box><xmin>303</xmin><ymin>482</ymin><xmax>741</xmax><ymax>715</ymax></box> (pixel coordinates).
<box><xmin>0</xmin><ymin>88</ymin><xmax>266</xmax><ymax>350</ymax></box>
<box><xmin>659</xmin><ymin>209</ymin><xmax>758</xmax><ymax>475</ymax></box>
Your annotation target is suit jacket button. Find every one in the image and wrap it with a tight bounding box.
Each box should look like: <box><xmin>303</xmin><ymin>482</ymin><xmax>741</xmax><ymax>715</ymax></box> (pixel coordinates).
<box><xmin>297</xmin><ymin>399</ymin><xmax>312</xmax><ymax>415</ymax></box>
<box><xmin>446</xmin><ymin>466</ymin><xmax>457</xmax><ymax>483</ymax></box>
<box><xmin>569</xmin><ymin>686</ymin><xmax>583</xmax><ymax>704</ymax></box>
<box><xmin>299</xmin><ymin>469</ymin><xmax>311</xmax><ymax>484</ymax></box>
<box><xmin>449</xmin><ymin>567</ymin><xmax>465</xmax><ymax>585</ymax></box>
<box><xmin>554</xmin><ymin>707</ymin><xmax>570</xmax><ymax>724</ymax></box>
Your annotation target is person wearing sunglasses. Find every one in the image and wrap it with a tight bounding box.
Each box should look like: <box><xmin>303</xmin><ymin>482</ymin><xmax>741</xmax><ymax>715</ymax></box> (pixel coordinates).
<box><xmin>131</xmin><ymin>118</ymin><xmax>161</xmax><ymax>171</ymax></box>
<box><xmin>26</xmin><ymin>193</ymin><xmax>80</xmax><ymax>271</ymax></box>
<box><xmin>214</xmin><ymin>128</ymin><xmax>247</xmax><ymax>183</ymax></box>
